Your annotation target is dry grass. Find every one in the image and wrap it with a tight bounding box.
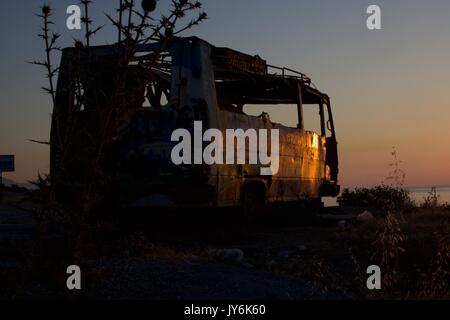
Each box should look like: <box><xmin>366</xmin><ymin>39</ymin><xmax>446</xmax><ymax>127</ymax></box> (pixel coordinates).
<box><xmin>336</xmin><ymin>208</ymin><xmax>450</xmax><ymax>299</ymax></box>
<box><xmin>121</xmin><ymin>232</ymin><xmax>197</xmax><ymax>263</ymax></box>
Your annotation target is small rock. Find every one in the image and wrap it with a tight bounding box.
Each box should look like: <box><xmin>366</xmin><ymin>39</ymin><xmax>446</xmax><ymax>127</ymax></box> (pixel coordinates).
<box><xmin>241</xmin><ymin>262</ymin><xmax>254</xmax><ymax>269</ymax></box>
<box><xmin>208</xmin><ymin>248</ymin><xmax>244</xmax><ymax>264</ymax></box>
<box><xmin>277</xmin><ymin>250</ymin><xmax>292</xmax><ymax>259</ymax></box>
<box><xmin>357</xmin><ymin>210</ymin><xmax>374</xmax><ymax>223</ymax></box>
<box><xmin>189</xmin><ymin>255</ymin><xmax>201</xmax><ymax>263</ymax></box>
<box><xmin>297</xmin><ymin>245</ymin><xmax>306</xmax><ymax>252</ymax></box>
<box><xmin>266</xmin><ymin>260</ymin><xmax>277</xmax><ymax>270</ymax></box>
<box><xmin>338</xmin><ymin>220</ymin><xmax>347</xmax><ymax>228</ymax></box>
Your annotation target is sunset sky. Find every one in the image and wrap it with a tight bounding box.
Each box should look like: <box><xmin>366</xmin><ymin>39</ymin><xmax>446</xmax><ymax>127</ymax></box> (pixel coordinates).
<box><xmin>1</xmin><ymin>0</ymin><xmax>449</xmax><ymax>188</ymax></box>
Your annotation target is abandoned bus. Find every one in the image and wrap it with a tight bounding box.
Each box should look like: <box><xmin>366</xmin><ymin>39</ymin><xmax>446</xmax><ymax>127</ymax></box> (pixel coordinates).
<box><xmin>51</xmin><ymin>37</ymin><xmax>339</xmax><ymax>218</ymax></box>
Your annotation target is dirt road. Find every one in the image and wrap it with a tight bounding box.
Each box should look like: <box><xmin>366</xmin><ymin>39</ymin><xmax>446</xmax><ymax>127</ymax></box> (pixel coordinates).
<box><xmin>0</xmin><ymin>192</ymin><xmax>355</xmax><ymax>299</ymax></box>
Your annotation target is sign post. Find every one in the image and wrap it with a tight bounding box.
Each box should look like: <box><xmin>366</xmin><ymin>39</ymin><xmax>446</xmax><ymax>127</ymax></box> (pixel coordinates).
<box><xmin>0</xmin><ymin>155</ymin><xmax>15</xmax><ymax>186</ymax></box>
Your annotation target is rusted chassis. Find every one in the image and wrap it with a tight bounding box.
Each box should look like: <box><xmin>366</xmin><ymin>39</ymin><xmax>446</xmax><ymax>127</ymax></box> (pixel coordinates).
<box><xmin>50</xmin><ymin>37</ymin><xmax>339</xmax><ymax>211</ymax></box>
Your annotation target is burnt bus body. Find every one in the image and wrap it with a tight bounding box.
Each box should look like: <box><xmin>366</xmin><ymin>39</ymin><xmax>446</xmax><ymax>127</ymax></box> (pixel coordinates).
<box><xmin>51</xmin><ymin>37</ymin><xmax>339</xmax><ymax>214</ymax></box>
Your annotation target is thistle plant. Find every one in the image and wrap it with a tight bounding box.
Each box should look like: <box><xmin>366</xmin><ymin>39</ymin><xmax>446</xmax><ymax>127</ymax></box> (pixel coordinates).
<box><xmin>31</xmin><ymin>5</ymin><xmax>60</xmax><ymax>107</ymax></box>
<box><xmin>32</xmin><ymin>0</ymin><xmax>207</xmax><ymax>258</ymax></box>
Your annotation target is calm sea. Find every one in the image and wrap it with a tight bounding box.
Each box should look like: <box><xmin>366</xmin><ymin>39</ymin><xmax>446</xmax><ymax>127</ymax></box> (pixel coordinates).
<box><xmin>406</xmin><ymin>185</ymin><xmax>450</xmax><ymax>205</ymax></box>
<box><xmin>323</xmin><ymin>185</ymin><xmax>450</xmax><ymax>207</ymax></box>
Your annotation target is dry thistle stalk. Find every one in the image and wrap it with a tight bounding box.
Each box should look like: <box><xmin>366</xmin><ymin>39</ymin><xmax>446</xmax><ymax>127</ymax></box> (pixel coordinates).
<box><xmin>31</xmin><ymin>5</ymin><xmax>60</xmax><ymax>107</ymax></box>
<box><xmin>32</xmin><ymin>0</ymin><xmax>207</xmax><ymax>257</ymax></box>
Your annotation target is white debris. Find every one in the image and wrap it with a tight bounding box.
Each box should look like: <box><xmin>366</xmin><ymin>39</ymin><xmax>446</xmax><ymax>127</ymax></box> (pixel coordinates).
<box><xmin>357</xmin><ymin>210</ymin><xmax>374</xmax><ymax>222</ymax></box>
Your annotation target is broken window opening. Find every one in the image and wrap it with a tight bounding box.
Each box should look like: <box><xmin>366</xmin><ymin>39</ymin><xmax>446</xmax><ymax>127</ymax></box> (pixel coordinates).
<box><xmin>214</xmin><ymin>71</ymin><xmax>302</xmax><ymax>128</ymax></box>
<box><xmin>243</xmin><ymin>104</ymin><xmax>299</xmax><ymax>128</ymax></box>
<box><xmin>134</xmin><ymin>51</ymin><xmax>173</xmax><ymax>109</ymax></box>
<box><xmin>303</xmin><ymin>105</ymin><xmax>324</xmax><ymax>136</ymax></box>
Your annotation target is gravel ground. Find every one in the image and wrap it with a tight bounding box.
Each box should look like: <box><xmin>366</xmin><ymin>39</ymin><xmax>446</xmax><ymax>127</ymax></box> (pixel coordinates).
<box><xmin>1</xmin><ymin>191</ymin><xmax>354</xmax><ymax>300</ymax></box>
<box><xmin>81</xmin><ymin>257</ymin><xmax>344</xmax><ymax>300</ymax></box>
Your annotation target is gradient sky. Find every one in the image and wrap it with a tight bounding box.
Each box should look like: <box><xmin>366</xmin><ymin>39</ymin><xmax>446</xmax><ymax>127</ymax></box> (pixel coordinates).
<box><xmin>1</xmin><ymin>0</ymin><xmax>449</xmax><ymax>188</ymax></box>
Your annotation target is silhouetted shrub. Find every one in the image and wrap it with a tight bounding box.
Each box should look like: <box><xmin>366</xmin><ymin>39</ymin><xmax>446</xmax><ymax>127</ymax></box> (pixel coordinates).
<box><xmin>337</xmin><ymin>185</ymin><xmax>414</xmax><ymax>211</ymax></box>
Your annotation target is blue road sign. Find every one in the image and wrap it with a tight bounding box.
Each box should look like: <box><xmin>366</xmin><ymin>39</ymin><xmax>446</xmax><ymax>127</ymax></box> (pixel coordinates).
<box><xmin>0</xmin><ymin>155</ymin><xmax>15</xmax><ymax>172</ymax></box>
